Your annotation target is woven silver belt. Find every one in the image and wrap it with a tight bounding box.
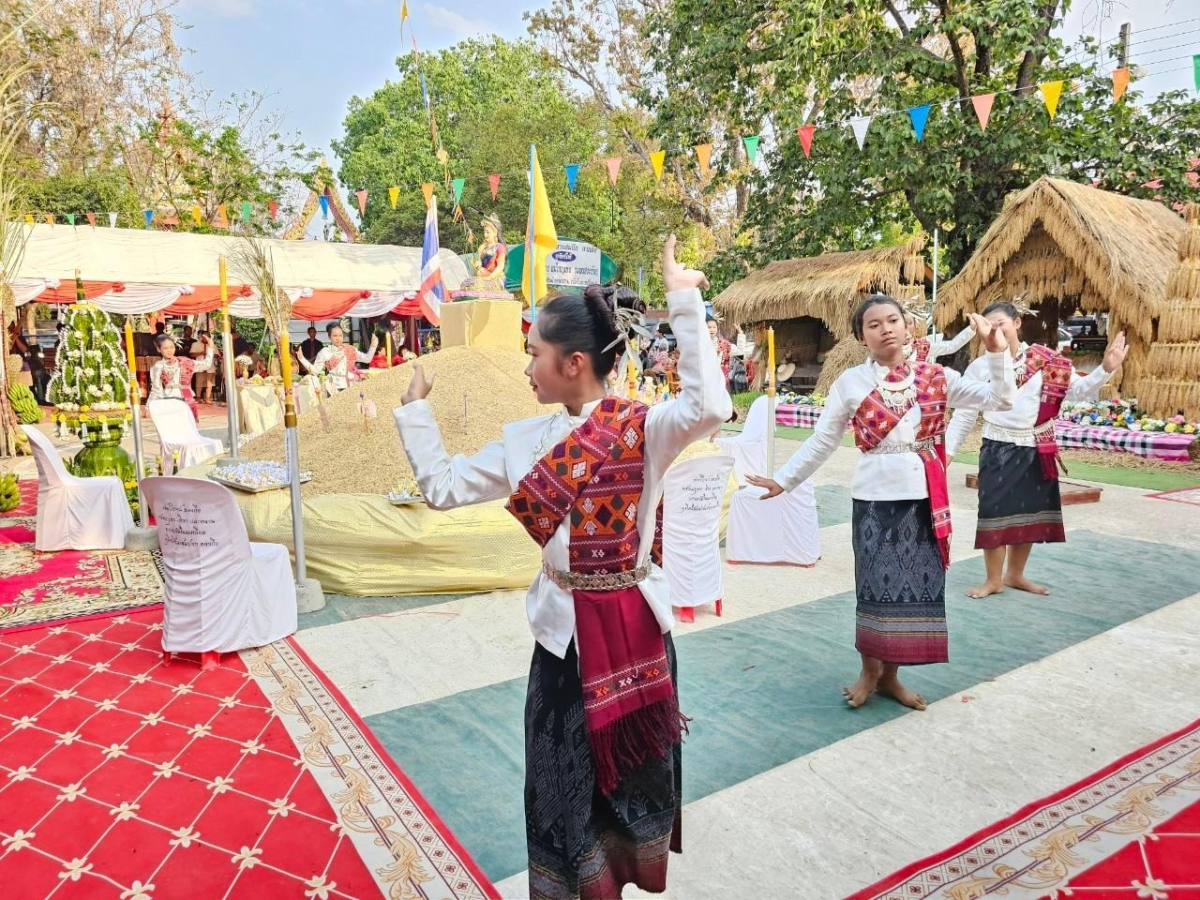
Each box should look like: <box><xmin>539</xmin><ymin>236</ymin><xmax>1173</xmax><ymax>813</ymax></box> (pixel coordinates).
<box><xmin>542</xmin><ymin>562</ymin><xmax>649</xmax><ymax>592</ymax></box>
<box><xmin>865</xmin><ymin>438</ymin><xmax>937</xmax><ymax>456</ymax></box>
<box><xmin>983</xmin><ymin>420</ymin><xmax>1055</xmax><ymax>445</ymax></box>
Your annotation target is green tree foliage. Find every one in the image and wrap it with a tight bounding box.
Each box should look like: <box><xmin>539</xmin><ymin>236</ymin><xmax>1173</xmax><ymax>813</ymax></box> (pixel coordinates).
<box><xmin>18</xmin><ymin>170</ymin><xmax>142</xmax><ymax>223</ymax></box>
<box><xmin>648</xmin><ymin>0</ymin><xmax>1200</xmax><ymax>280</ymax></box>
<box><xmin>334</xmin><ymin>36</ymin><xmax>697</xmax><ymax>303</ymax></box>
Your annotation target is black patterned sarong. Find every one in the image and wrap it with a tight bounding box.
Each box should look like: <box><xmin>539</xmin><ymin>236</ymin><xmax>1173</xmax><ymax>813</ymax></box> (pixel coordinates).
<box><xmin>975</xmin><ymin>438</ymin><xmax>1066</xmax><ymax>549</ymax></box>
<box><xmin>852</xmin><ymin>498</ymin><xmax>948</xmax><ymax>665</ymax></box>
<box><xmin>525</xmin><ymin>635</ymin><xmax>681</xmax><ymax>899</ymax></box>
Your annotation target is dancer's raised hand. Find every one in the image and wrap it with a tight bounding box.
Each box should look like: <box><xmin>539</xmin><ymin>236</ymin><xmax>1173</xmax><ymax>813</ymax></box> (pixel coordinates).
<box><xmin>746</xmin><ymin>473</ymin><xmax>784</xmax><ymax>500</ymax></box>
<box><xmin>401</xmin><ymin>364</ymin><xmax>435</xmax><ymax>405</ymax></box>
<box><xmin>968</xmin><ymin>313</ymin><xmax>1007</xmax><ymax>353</ymax></box>
<box><xmin>662</xmin><ymin>234</ymin><xmax>709</xmax><ymax>293</ymax></box>
<box><xmin>1102</xmin><ymin>332</ymin><xmax>1128</xmax><ymax>373</ymax></box>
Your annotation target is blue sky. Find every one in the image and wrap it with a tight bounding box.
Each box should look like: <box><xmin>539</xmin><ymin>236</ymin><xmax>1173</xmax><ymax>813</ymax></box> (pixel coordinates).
<box><xmin>177</xmin><ymin>0</ymin><xmax>1198</xmax><ymax>165</ymax></box>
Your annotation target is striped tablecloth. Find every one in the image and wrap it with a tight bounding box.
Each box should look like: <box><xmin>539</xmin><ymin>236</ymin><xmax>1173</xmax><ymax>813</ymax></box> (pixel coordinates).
<box><xmin>1055</xmin><ymin>422</ymin><xmax>1196</xmax><ymax>462</ymax></box>
<box><xmin>775</xmin><ymin>404</ymin><xmax>824</xmax><ymax>429</ymax></box>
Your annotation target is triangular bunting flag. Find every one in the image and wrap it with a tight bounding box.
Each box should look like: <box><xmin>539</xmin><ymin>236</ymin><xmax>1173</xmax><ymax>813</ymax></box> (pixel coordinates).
<box><xmin>797</xmin><ymin>125</ymin><xmax>815</xmax><ymax>158</ymax></box>
<box><xmin>355</xmin><ymin>189</ymin><xmax>368</xmax><ymax>216</ymax></box>
<box><xmin>215</xmin><ymin>204</ymin><xmax>228</xmax><ymax>228</ymax></box>
<box><xmin>268</xmin><ymin>199</ymin><xmax>279</xmax><ymax>221</ymax></box>
<box><xmin>694</xmin><ymin>143</ymin><xmax>712</xmax><ymax>175</ymax></box>
<box><xmin>144</xmin><ymin>209</ymin><xmax>154</xmax><ymax>229</ymax></box>
<box><xmin>488</xmin><ymin>173</ymin><xmax>500</xmax><ymax>200</ymax></box>
<box><xmin>400</xmin><ymin>0</ymin><xmax>408</xmax><ymax>23</ymax></box>
<box><xmin>743</xmin><ymin>135</ymin><xmax>761</xmax><ymax>164</ymax></box>
<box><xmin>972</xmin><ymin>94</ymin><xmax>995</xmax><ymax>130</ymax></box>
<box><xmin>1194</xmin><ymin>54</ymin><xmax>1199</xmax><ymax>90</ymax></box>
<box><xmin>421</xmin><ymin>182</ymin><xmax>434</xmax><ymax>208</ymax></box>
<box><xmin>191</xmin><ymin>206</ymin><xmax>202</xmax><ymax>225</ymax></box>
<box><xmin>66</xmin><ymin>213</ymin><xmax>75</xmax><ymax>226</ymax></box>
<box><xmin>44</xmin><ymin>214</ymin><xmax>54</xmax><ymax>226</ymax></box>
<box><xmin>650</xmin><ymin>150</ymin><xmax>666</xmax><ymax>180</ymax></box>
<box><xmin>605</xmin><ymin>157</ymin><xmax>621</xmax><ymax>185</ymax></box>
<box><xmin>23</xmin><ymin>214</ymin><xmax>33</xmax><ymax>225</ymax></box>
<box><xmin>241</xmin><ymin>201</ymin><xmax>252</xmax><ymax>223</ymax></box>
<box><xmin>86</xmin><ymin>212</ymin><xmax>96</xmax><ymax>227</ymax></box>
<box><xmin>564</xmin><ymin>164</ymin><xmax>580</xmax><ymax>193</ymax></box>
<box><xmin>908</xmin><ymin>105</ymin><xmax>931</xmax><ymax>142</ymax></box>
<box><xmin>850</xmin><ymin>116</ymin><xmax>871</xmax><ymax>151</ymax></box>
<box><xmin>1040</xmin><ymin>80</ymin><xmax>1064</xmax><ymax>119</ymax></box>
<box><xmin>388</xmin><ymin>186</ymin><xmax>400</xmax><ymax>209</ymax></box>
<box><xmin>451</xmin><ymin>177</ymin><xmax>465</xmax><ymax>204</ymax></box>
<box><xmin>318</xmin><ymin>195</ymin><xmax>329</xmax><ymax>218</ymax></box>
<box><xmin>108</xmin><ymin>212</ymin><xmax>117</xmax><ymax>228</ymax></box>
<box><xmin>1112</xmin><ymin>68</ymin><xmax>1130</xmax><ymax>103</ymax></box>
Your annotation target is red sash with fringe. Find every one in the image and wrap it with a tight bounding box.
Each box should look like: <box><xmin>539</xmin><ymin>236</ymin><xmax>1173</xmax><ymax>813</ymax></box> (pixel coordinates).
<box><xmin>1018</xmin><ymin>344</ymin><xmax>1072</xmax><ymax>481</ymax></box>
<box><xmin>506</xmin><ymin>397</ymin><xmax>678</xmax><ymax>795</ymax></box>
<box><xmin>852</xmin><ymin>362</ymin><xmax>952</xmax><ymax>569</ymax></box>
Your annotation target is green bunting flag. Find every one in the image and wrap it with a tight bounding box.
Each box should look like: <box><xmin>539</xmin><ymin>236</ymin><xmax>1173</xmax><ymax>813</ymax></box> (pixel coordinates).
<box><xmin>452</xmin><ymin>177</ymin><xmax>466</xmax><ymax>204</ymax></box>
<box><xmin>743</xmin><ymin>135</ymin><xmax>761</xmax><ymax>164</ymax></box>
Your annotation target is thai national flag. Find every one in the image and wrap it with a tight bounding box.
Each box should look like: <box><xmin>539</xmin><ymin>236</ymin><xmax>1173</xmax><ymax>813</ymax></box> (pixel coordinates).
<box><xmin>418</xmin><ymin>196</ymin><xmax>445</xmax><ymax>326</ymax></box>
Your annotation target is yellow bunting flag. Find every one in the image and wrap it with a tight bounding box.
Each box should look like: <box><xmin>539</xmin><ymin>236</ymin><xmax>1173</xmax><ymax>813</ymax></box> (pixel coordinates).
<box><xmin>421</xmin><ymin>182</ymin><xmax>434</xmax><ymax>208</ymax></box>
<box><xmin>191</xmin><ymin>206</ymin><xmax>202</xmax><ymax>225</ymax></box>
<box><xmin>1040</xmin><ymin>80</ymin><xmax>1064</xmax><ymax>119</ymax></box>
<box><xmin>24</xmin><ymin>214</ymin><xmax>33</xmax><ymax>225</ymax></box>
<box><xmin>1112</xmin><ymin>67</ymin><xmax>1130</xmax><ymax>102</ymax></box>
<box><xmin>389</xmin><ymin>186</ymin><xmax>400</xmax><ymax>209</ymax></box>
<box><xmin>650</xmin><ymin>150</ymin><xmax>666</xmax><ymax>180</ymax></box>
<box><xmin>694</xmin><ymin>143</ymin><xmax>713</xmax><ymax>175</ymax></box>
<box><xmin>400</xmin><ymin>0</ymin><xmax>409</xmax><ymax>23</ymax></box>
<box><xmin>522</xmin><ymin>145</ymin><xmax>558</xmax><ymax>307</ymax></box>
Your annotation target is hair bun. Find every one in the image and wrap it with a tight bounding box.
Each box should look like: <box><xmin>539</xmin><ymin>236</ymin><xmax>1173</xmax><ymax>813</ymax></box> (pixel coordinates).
<box><xmin>582</xmin><ymin>284</ymin><xmax>617</xmax><ymax>326</ymax></box>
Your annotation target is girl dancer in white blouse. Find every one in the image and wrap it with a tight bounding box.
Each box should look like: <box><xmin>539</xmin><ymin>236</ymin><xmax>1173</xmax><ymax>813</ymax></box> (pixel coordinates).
<box><xmin>393</xmin><ymin>237</ymin><xmax>730</xmax><ymax>900</ymax></box>
<box><xmin>748</xmin><ymin>296</ymin><xmax>1015</xmax><ymax>712</ymax></box>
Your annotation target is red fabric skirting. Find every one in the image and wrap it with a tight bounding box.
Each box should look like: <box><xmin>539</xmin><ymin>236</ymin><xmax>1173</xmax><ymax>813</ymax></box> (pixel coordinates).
<box><xmin>974</xmin><ymin>519</ymin><xmax>1066</xmax><ymax>549</ymax></box>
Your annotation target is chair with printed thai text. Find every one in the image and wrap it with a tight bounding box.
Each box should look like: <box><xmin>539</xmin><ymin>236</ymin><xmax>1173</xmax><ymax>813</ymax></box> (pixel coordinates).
<box><xmin>147</xmin><ymin>399</ymin><xmax>223</xmax><ymax>473</ymax></box>
<box><xmin>21</xmin><ymin>424</ymin><xmax>133</xmax><ymax>551</ymax></box>
<box><xmin>662</xmin><ymin>454</ymin><xmax>735</xmax><ymax>623</ymax></box>
<box><xmin>141</xmin><ymin>476</ymin><xmax>296</xmax><ymax>669</ymax></box>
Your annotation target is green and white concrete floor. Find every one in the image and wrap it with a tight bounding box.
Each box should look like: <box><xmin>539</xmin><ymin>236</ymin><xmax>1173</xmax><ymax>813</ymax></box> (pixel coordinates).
<box><xmin>289</xmin><ymin>440</ymin><xmax>1200</xmax><ymax>899</ymax></box>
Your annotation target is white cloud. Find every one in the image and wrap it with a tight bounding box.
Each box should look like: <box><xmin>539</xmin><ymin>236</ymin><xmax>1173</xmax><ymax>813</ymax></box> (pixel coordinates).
<box><xmin>183</xmin><ymin>0</ymin><xmax>257</xmax><ymax>18</ymax></box>
<box><xmin>415</xmin><ymin>3</ymin><xmax>490</xmax><ymax>39</ymax></box>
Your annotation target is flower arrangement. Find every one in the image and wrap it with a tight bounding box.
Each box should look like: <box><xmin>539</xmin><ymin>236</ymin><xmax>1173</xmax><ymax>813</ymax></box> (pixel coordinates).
<box><xmin>779</xmin><ymin>391</ymin><xmax>826</xmax><ymax>406</ymax></box>
<box><xmin>1060</xmin><ymin>398</ymin><xmax>1198</xmax><ymax>435</ymax></box>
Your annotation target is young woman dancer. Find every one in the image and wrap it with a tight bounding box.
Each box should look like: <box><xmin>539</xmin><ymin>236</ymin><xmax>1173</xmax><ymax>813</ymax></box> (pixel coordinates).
<box><xmin>393</xmin><ymin>237</ymin><xmax>731</xmax><ymax>899</ymax></box>
<box><xmin>946</xmin><ymin>300</ymin><xmax>1127</xmax><ymax>598</ymax></box>
<box><xmin>748</xmin><ymin>295</ymin><xmax>1015</xmax><ymax>711</ymax></box>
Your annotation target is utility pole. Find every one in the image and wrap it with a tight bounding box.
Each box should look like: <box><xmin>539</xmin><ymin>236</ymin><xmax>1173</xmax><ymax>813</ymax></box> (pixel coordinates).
<box><xmin>1117</xmin><ymin>22</ymin><xmax>1131</xmax><ymax>68</ymax></box>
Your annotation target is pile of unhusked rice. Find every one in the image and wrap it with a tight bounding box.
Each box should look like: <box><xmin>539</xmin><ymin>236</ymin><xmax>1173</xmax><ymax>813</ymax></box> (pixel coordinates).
<box><xmin>240</xmin><ymin>345</ymin><xmax>547</xmax><ymax>496</ymax></box>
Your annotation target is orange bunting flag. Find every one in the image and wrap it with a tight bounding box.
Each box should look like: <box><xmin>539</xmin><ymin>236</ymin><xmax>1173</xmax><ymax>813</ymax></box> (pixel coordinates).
<box><xmin>355</xmin><ymin>189</ymin><xmax>368</xmax><ymax>216</ymax></box>
<box><xmin>1112</xmin><ymin>67</ymin><xmax>1130</xmax><ymax>102</ymax></box>
<box><xmin>44</xmin><ymin>214</ymin><xmax>54</xmax><ymax>226</ymax></box>
<box><xmin>694</xmin><ymin>143</ymin><xmax>712</xmax><ymax>175</ymax></box>
<box><xmin>191</xmin><ymin>206</ymin><xmax>202</xmax><ymax>225</ymax></box>
<box><xmin>1040</xmin><ymin>80</ymin><xmax>1064</xmax><ymax>119</ymax></box>
<box><xmin>605</xmin><ymin>157</ymin><xmax>622</xmax><ymax>186</ymax></box>
<box><xmin>797</xmin><ymin>125</ymin><xmax>815</xmax><ymax>158</ymax></box>
<box><xmin>488</xmin><ymin>173</ymin><xmax>501</xmax><ymax>199</ymax></box>
<box><xmin>215</xmin><ymin>204</ymin><xmax>228</xmax><ymax>228</ymax></box>
<box><xmin>972</xmin><ymin>93</ymin><xmax>995</xmax><ymax>131</ymax></box>
<box><xmin>421</xmin><ymin>182</ymin><xmax>434</xmax><ymax>208</ymax></box>
<box><xmin>650</xmin><ymin>150</ymin><xmax>666</xmax><ymax>180</ymax></box>
<box><xmin>388</xmin><ymin>186</ymin><xmax>400</xmax><ymax>209</ymax></box>
<box><xmin>86</xmin><ymin>212</ymin><xmax>96</xmax><ymax>227</ymax></box>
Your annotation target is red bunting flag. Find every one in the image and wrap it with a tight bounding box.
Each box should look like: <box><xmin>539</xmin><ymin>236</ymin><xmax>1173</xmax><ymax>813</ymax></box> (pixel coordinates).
<box><xmin>488</xmin><ymin>173</ymin><xmax>501</xmax><ymax>200</ymax></box>
<box><xmin>86</xmin><ymin>212</ymin><xmax>96</xmax><ymax>227</ymax></box>
<box><xmin>972</xmin><ymin>93</ymin><xmax>995</xmax><ymax>131</ymax></box>
<box><xmin>797</xmin><ymin>124</ymin><xmax>815</xmax><ymax>158</ymax></box>
<box><xmin>268</xmin><ymin>200</ymin><xmax>279</xmax><ymax>221</ymax></box>
<box><xmin>605</xmin><ymin>157</ymin><xmax>622</xmax><ymax>185</ymax></box>
<box><xmin>355</xmin><ymin>189</ymin><xmax>368</xmax><ymax>216</ymax></box>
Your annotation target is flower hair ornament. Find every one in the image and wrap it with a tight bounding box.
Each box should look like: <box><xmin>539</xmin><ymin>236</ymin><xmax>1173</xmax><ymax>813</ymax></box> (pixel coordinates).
<box><xmin>1008</xmin><ymin>293</ymin><xmax>1037</xmax><ymax>318</ymax></box>
<box><xmin>601</xmin><ymin>293</ymin><xmax>654</xmax><ymax>381</ymax></box>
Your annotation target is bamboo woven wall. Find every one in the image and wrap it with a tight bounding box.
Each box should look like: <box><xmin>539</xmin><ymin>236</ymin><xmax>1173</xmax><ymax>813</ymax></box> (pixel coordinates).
<box><xmin>1140</xmin><ymin>204</ymin><xmax>1200</xmax><ymax>418</ymax></box>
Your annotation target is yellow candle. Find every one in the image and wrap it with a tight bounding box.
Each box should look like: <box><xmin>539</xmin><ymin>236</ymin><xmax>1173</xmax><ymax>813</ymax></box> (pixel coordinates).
<box><xmin>218</xmin><ymin>256</ymin><xmax>229</xmax><ymax>325</ymax></box>
<box><xmin>767</xmin><ymin>326</ymin><xmax>776</xmax><ymax>392</ymax></box>
<box><xmin>123</xmin><ymin>321</ymin><xmax>139</xmax><ymax>403</ymax></box>
<box><xmin>280</xmin><ymin>333</ymin><xmax>293</xmax><ymax>391</ymax></box>
<box><xmin>386</xmin><ymin>330</ymin><xmax>393</xmax><ymax>368</ymax></box>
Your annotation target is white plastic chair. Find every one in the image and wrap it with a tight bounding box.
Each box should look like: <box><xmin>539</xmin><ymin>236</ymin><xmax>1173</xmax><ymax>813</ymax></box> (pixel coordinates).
<box><xmin>716</xmin><ymin>394</ymin><xmax>771</xmax><ymax>485</ymax></box>
<box><xmin>21</xmin><ymin>425</ymin><xmax>133</xmax><ymax>552</ymax></box>
<box><xmin>719</xmin><ymin>405</ymin><xmax>821</xmax><ymax>567</ymax></box>
<box><xmin>148</xmin><ymin>399</ymin><xmax>223</xmax><ymax>474</ymax></box>
<box><xmin>663</xmin><ymin>454</ymin><xmax>735</xmax><ymax>622</ymax></box>
<box><xmin>141</xmin><ymin>476</ymin><xmax>297</xmax><ymax>667</ymax></box>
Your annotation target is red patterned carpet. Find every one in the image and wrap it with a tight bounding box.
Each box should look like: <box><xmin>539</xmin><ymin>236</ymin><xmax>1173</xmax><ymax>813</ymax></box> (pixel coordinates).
<box><xmin>849</xmin><ymin>718</ymin><xmax>1200</xmax><ymax>900</ymax></box>
<box><xmin>0</xmin><ymin>609</ymin><xmax>497</xmax><ymax>899</ymax></box>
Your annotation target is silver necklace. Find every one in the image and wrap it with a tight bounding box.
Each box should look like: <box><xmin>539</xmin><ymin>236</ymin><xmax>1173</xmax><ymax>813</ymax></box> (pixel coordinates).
<box><xmin>530</xmin><ymin>410</ymin><xmax>565</xmax><ymax>464</ymax></box>
<box><xmin>871</xmin><ymin>359</ymin><xmax>918</xmax><ymax>412</ymax></box>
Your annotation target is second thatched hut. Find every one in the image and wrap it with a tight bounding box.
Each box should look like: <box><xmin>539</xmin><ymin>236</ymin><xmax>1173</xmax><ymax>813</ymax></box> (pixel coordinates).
<box><xmin>713</xmin><ymin>236</ymin><xmax>927</xmax><ymax>392</ymax></box>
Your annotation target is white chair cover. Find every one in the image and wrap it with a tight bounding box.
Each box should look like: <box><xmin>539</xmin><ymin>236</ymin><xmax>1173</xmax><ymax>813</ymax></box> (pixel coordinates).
<box><xmin>148</xmin><ymin>399</ymin><xmax>223</xmax><ymax>473</ymax></box>
<box><xmin>662</xmin><ymin>455</ymin><xmax>735</xmax><ymax>610</ymax></box>
<box><xmin>716</xmin><ymin>394</ymin><xmax>771</xmax><ymax>485</ymax></box>
<box><xmin>141</xmin><ymin>476</ymin><xmax>297</xmax><ymax>653</ymax></box>
<box><xmin>725</xmin><ymin>480</ymin><xmax>821</xmax><ymax>565</ymax></box>
<box><xmin>21</xmin><ymin>425</ymin><xmax>133</xmax><ymax>552</ymax></box>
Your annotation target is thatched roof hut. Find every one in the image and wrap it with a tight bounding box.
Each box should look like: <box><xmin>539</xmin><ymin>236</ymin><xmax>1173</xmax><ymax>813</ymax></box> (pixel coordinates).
<box><xmin>714</xmin><ymin>236</ymin><xmax>927</xmax><ymax>338</ymax></box>
<box><xmin>1140</xmin><ymin>203</ymin><xmax>1200</xmax><ymax>418</ymax></box>
<box><xmin>936</xmin><ymin>176</ymin><xmax>1187</xmax><ymax>394</ymax></box>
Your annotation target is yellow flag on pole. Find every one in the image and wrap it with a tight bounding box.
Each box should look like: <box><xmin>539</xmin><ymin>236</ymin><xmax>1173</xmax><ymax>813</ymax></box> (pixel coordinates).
<box><xmin>650</xmin><ymin>150</ymin><xmax>666</xmax><ymax>180</ymax></box>
<box><xmin>1040</xmin><ymin>80</ymin><xmax>1064</xmax><ymax>118</ymax></box>
<box><xmin>522</xmin><ymin>145</ymin><xmax>558</xmax><ymax>309</ymax></box>
<box><xmin>400</xmin><ymin>0</ymin><xmax>409</xmax><ymax>22</ymax></box>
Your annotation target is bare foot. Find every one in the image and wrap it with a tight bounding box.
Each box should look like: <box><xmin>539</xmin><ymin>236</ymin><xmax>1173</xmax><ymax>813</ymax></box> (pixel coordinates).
<box><xmin>842</xmin><ymin>669</ymin><xmax>881</xmax><ymax>709</ymax></box>
<box><xmin>877</xmin><ymin>675</ymin><xmax>927</xmax><ymax>711</ymax></box>
<box><xmin>1004</xmin><ymin>575</ymin><xmax>1050</xmax><ymax>595</ymax></box>
<box><xmin>966</xmin><ymin>580</ymin><xmax>1004</xmax><ymax>599</ymax></box>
